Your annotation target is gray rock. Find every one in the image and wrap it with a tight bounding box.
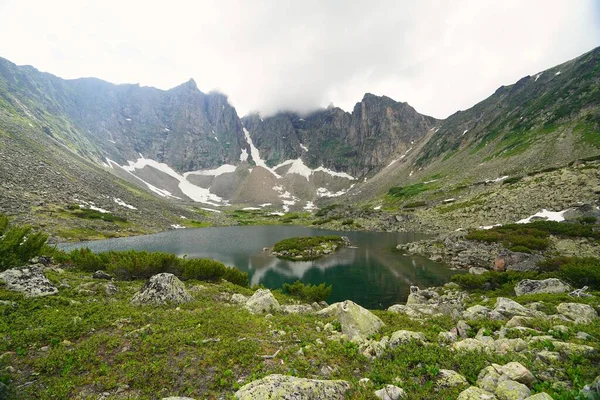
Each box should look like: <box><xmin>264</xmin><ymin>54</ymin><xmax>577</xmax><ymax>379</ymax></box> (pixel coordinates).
<box><xmin>458</xmin><ymin>386</ymin><xmax>498</xmax><ymax>399</ymax></box>
<box><xmin>234</xmin><ymin>374</ymin><xmax>349</xmax><ymax>399</ymax></box>
<box><xmin>105</xmin><ymin>283</ymin><xmax>118</xmax><ymax>296</ymax></box>
<box><xmin>495</xmin><ymin>379</ymin><xmax>531</xmax><ymax>400</ymax></box>
<box><xmin>536</xmin><ymin>351</ymin><xmax>561</xmax><ymax>364</ymax></box>
<box><xmin>523</xmin><ymin>394</ymin><xmax>553</xmax><ymax>400</ymax></box>
<box><xmin>282</xmin><ymin>304</ymin><xmax>314</xmax><ymax>314</ymax></box>
<box><xmin>514</xmin><ymin>279</ymin><xmax>571</xmax><ymax>296</ymax></box>
<box><xmin>92</xmin><ymin>270</ymin><xmax>113</xmax><ymax>280</ymax></box>
<box><xmin>437</xmin><ymin>369</ymin><xmax>468</xmax><ymax>388</ymax></box>
<box><xmin>580</xmin><ymin>375</ymin><xmax>600</xmax><ymax>399</ymax></box>
<box><xmin>463</xmin><ymin>305</ymin><xmax>492</xmax><ymax>320</ymax></box>
<box><xmin>130</xmin><ymin>273</ymin><xmax>193</xmax><ymax>305</ymax></box>
<box><xmin>470</xmin><ymin>267</ymin><xmax>489</xmax><ymax>275</ymax></box>
<box><xmin>317</xmin><ymin>300</ymin><xmax>384</xmax><ymax>341</ymax></box>
<box><xmin>505</xmin><ymin>316</ymin><xmax>534</xmax><ymax>328</ymax></box>
<box><xmin>494</xmin><ymin>298</ymin><xmax>541</xmax><ymax>319</ymax></box>
<box><xmin>0</xmin><ymin>265</ymin><xmax>58</xmax><ymax>297</ymax></box>
<box><xmin>388</xmin><ymin>330</ymin><xmax>427</xmax><ymax>347</ymax></box>
<box><xmin>556</xmin><ymin>303</ymin><xmax>598</xmax><ymax>324</ymax></box>
<box><xmin>245</xmin><ymin>289</ymin><xmax>281</xmax><ymax>314</ymax></box>
<box><xmin>438</xmin><ymin>331</ymin><xmax>458</xmax><ymax>344</ymax></box>
<box><xmin>375</xmin><ymin>384</ymin><xmax>406</xmax><ymax>400</ymax></box>
<box><xmin>499</xmin><ymin>362</ymin><xmax>535</xmax><ymax>385</ymax></box>
<box><xmin>230</xmin><ymin>293</ymin><xmax>249</xmax><ymax>304</ymax></box>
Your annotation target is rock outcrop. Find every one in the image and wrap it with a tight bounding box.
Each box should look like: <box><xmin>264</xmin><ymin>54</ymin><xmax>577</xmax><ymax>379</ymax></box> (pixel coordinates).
<box><xmin>234</xmin><ymin>374</ymin><xmax>349</xmax><ymax>400</ymax></box>
<box><xmin>514</xmin><ymin>279</ymin><xmax>571</xmax><ymax>296</ymax></box>
<box><xmin>0</xmin><ymin>265</ymin><xmax>58</xmax><ymax>297</ymax></box>
<box><xmin>317</xmin><ymin>300</ymin><xmax>384</xmax><ymax>341</ymax></box>
<box><xmin>245</xmin><ymin>289</ymin><xmax>281</xmax><ymax>314</ymax></box>
<box><xmin>556</xmin><ymin>302</ymin><xmax>598</xmax><ymax>324</ymax></box>
<box><xmin>130</xmin><ymin>273</ymin><xmax>193</xmax><ymax>305</ymax></box>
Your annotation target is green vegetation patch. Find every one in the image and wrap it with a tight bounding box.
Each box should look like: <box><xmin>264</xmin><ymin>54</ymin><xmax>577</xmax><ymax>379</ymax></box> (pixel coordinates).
<box><xmin>466</xmin><ymin>221</ymin><xmax>600</xmax><ymax>253</ymax></box>
<box><xmin>0</xmin><ymin>214</ymin><xmax>48</xmax><ymax>271</ymax></box>
<box><xmin>282</xmin><ymin>281</ymin><xmax>332</xmax><ymax>303</ymax></box>
<box><xmin>273</xmin><ymin>236</ymin><xmax>347</xmax><ymax>261</ymax></box>
<box><xmin>387</xmin><ymin>180</ymin><xmax>439</xmax><ymax>200</ymax></box>
<box><xmin>71</xmin><ymin>208</ymin><xmax>127</xmax><ymax>223</ymax></box>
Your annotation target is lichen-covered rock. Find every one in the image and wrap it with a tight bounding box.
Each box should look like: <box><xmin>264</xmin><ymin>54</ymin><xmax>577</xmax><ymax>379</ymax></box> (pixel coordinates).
<box><xmin>580</xmin><ymin>375</ymin><xmax>600</xmax><ymax>399</ymax></box>
<box><xmin>457</xmin><ymin>386</ymin><xmax>498</xmax><ymax>399</ymax></box>
<box><xmin>388</xmin><ymin>330</ymin><xmax>427</xmax><ymax>347</ymax></box>
<box><xmin>556</xmin><ymin>303</ymin><xmax>598</xmax><ymax>324</ymax></box>
<box><xmin>505</xmin><ymin>316</ymin><xmax>534</xmax><ymax>328</ymax></box>
<box><xmin>230</xmin><ymin>293</ymin><xmax>249</xmax><ymax>304</ymax></box>
<box><xmin>493</xmin><ymin>339</ymin><xmax>527</xmax><ymax>354</ymax></box>
<box><xmin>245</xmin><ymin>289</ymin><xmax>281</xmax><ymax>314</ymax></box>
<box><xmin>282</xmin><ymin>304</ymin><xmax>314</xmax><ymax>314</ymax></box>
<box><xmin>375</xmin><ymin>384</ymin><xmax>406</xmax><ymax>400</ymax></box>
<box><xmin>437</xmin><ymin>369</ymin><xmax>468</xmax><ymax>388</ymax></box>
<box><xmin>477</xmin><ymin>366</ymin><xmax>502</xmax><ymax>392</ymax></box>
<box><xmin>514</xmin><ymin>279</ymin><xmax>571</xmax><ymax>296</ymax></box>
<box><xmin>130</xmin><ymin>273</ymin><xmax>192</xmax><ymax>305</ymax></box>
<box><xmin>92</xmin><ymin>270</ymin><xmax>113</xmax><ymax>280</ymax></box>
<box><xmin>0</xmin><ymin>265</ymin><xmax>58</xmax><ymax>297</ymax></box>
<box><xmin>438</xmin><ymin>331</ymin><xmax>458</xmax><ymax>344</ymax></box>
<box><xmin>234</xmin><ymin>374</ymin><xmax>349</xmax><ymax>399</ymax></box>
<box><xmin>499</xmin><ymin>362</ymin><xmax>535</xmax><ymax>385</ymax></box>
<box><xmin>523</xmin><ymin>393</ymin><xmax>554</xmax><ymax>400</ymax></box>
<box><xmin>494</xmin><ymin>298</ymin><xmax>542</xmax><ymax>319</ymax></box>
<box><xmin>536</xmin><ymin>350</ymin><xmax>561</xmax><ymax>364</ymax></box>
<box><xmin>551</xmin><ymin>341</ymin><xmax>597</xmax><ymax>356</ymax></box>
<box><xmin>495</xmin><ymin>379</ymin><xmax>531</xmax><ymax>400</ymax></box>
<box><xmin>463</xmin><ymin>305</ymin><xmax>493</xmax><ymax>320</ymax></box>
<box><xmin>317</xmin><ymin>300</ymin><xmax>384</xmax><ymax>341</ymax></box>
<box><xmin>452</xmin><ymin>338</ymin><xmax>491</xmax><ymax>352</ymax></box>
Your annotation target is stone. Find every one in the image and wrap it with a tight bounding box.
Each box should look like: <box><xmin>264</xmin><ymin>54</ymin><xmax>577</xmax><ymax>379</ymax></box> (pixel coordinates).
<box><xmin>576</xmin><ymin>331</ymin><xmax>595</xmax><ymax>341</ymax></box>
<box><xmin>437</xmin><ymin>369</ymin><xmax>468</xmax><ymax>388</ymax></box>
<box><xmin>536</xmin><ymin>350</ymin><xmax>561</xmax><ymax>364</ymax></box>
<box><xmin>388</xmin><ymin>330</ymin><xmax>427</xmax><ymax>347</ymax></box>
<box><xmin>245</xmin><ymin>289</ymin><xmax>281</xmax><ymax>314</ymax></box>
<box><xmin>438</xmin><ymin>331</ymin><xmax>458</xmax><ymax>344</ymax></box>
<box><xmin>282</xmin><ymin>304</ymin><xmax>314</xmax><ymax>314</ymax></box>
<box><xmin>494</xmin><ymin>338</ymin><xmax>527</xmax><ymax>354</ymax></box>
<box><xmin>452</xmin><ymin>338</ymin><xmax>490</xmax><ymax>352</ymax></box>
<box><xmin>551</xmin><ymin>341</ymin><xmax>596</xmax><ymax>356</ymax></box>
<box><xmin>458</xmin><ymin>386</ymin><xmax>498</xmax><ymax>399</ymax></box>
<box><xmin>523</xmin><ymin>394</ymin><xmax>553</xmax><ymax>400</ymax></box>
<box><xmin>230</xmin><ymin>293</ymin><xmax>249</xmax><ymax>304</ymax></box>
<box><xmin>580</xmin><ymin>375</ymin><xmax>600</xmax><ymax>399</ymax></box>
<box><xmin>375</xmin><ymin>384</ymin><xmax>406</xmax><ymax>400</ymax></box>
<box><xmin>477</xmin><ymin>366</ymin><xmax>502</xmax><ymax>392</ymax></box>
<box><xmin>495</xmin><ymin>380</ymin><xmax>531</xmax><ymax>400</ymax></box>
<box><xmin>92</xmin><ymin>270</ymin><xmax>112</xmax><ymax>280</ymax></box>
<box><xmin>130</xmin><ymin>273</ymin><xmax>193</xmax><ymax>306</ymax></box>
<box><xmin>162</xmin><ymin>398</ymin><xmax>196</xmax><ymax>400</ymax></box>
<box><xmin>234</xmin><ymin>374</ymin><xmax>349</xmax><ymax>400</ymax></box>
<box><xmin>105</xmin><ymin>283</ymin><xmax>118</xmax><ymax>296</ymax></box>
<box><xmin>499</xmin><ymin>362</ymin><xmax>535</xmax><ymax>385</ymax></box>
<box><xmin>406</xmin><ymin>286</ymin><xmax>440</xmax><ymax>306</ymax></box>
<box><xmin>556</xmin><ymin>303</ymin><xmax>598</xmax><ymax>324</ymax></box>
<box><xmin>457</xmin><ymin>320</ymin><xmax>470</xmax><ymax>338</ymax></box>
<box><xmin>514</xmin><ymin>279</ymin><xmax>571</xmax><ymax>296</ymax></box>
<box><xmin>0</xmin><ymin>265</ymin><xmax>58</xmax><ymax>297</ymax></box>
<box><xmin>495</xmin><ymin>251</ymin><xmax>544</xmax><ymax>273</ymax></box>
<box><xmin>505</xmin><ymin>316</ymin><xmax>534</xmax><ymax>328</ymax></box>
<box><xmin>463</xmin><ymin>305</ymin><xmax>492</xmax><ymax>320</ymax></box>
<box><xmin>494</xmin><ymin>298</ymin><xmax>540</xmax><ymax>319</ymax></box>
<box><xmin>317</xmin><ymin>300</ymin><xmax>384</xmax><ymax>341</ymax></box>
<box><xmin>470</xmin><ymin>267</ymin><xmax>489</xmax><ymax>275</ymax></box>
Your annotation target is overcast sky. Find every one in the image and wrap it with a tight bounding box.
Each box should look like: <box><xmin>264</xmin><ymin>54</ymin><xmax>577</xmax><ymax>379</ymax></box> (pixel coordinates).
<box><xmin>0</xmin><ymin>0</ymin><xmax>599</xmax><ymax>118</ymax></box>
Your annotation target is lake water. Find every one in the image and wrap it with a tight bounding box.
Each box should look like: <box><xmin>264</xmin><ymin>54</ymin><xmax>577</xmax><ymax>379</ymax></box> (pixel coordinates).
<box><xmin>59</xmin><ymin>225</ymin><xmax>458</xmax><ymax>309</ymax></box>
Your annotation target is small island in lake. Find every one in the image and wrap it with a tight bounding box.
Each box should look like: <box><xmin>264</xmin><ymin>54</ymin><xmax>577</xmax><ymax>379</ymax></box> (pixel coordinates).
<box><xmin>272</xmin><ymin>235</ymin><xmax>350</xmax><ymax>261</ymax></box>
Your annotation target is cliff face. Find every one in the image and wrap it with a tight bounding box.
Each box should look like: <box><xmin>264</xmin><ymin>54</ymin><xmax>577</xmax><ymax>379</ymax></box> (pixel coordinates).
<box><xmin>242</xmin><ymin>94</ymin><xmax>438</xmax><ymax>177</ymax></box>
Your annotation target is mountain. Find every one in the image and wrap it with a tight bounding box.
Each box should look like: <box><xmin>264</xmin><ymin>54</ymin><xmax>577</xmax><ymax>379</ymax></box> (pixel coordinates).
<box><xmin>1</xmin><ymin>46</ymin><xmax>599</xmax><ymax>240</ymax></box>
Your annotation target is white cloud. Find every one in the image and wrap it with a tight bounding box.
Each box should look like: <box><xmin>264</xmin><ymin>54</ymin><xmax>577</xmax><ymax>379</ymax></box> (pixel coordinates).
<box><xmin>0</xmin><ymin>0</ymin><xmax>598</xmax><ymax>118</ymax></box>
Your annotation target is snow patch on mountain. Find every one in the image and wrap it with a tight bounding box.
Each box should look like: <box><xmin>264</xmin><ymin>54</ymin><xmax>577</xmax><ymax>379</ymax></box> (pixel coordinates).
<box><xmin>184</xmin><ymin>164</ymin><xmax>237</xmax><ymax>178</ymax></box>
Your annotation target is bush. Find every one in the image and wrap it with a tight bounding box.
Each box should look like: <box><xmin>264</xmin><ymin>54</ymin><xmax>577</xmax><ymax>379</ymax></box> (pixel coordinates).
<box><xmin>72</xmin><ymin>208</ymin><xmax>127</xmax><ymax>223</ymax></box>
<box><xmin>282</xmin><ymin>280</ymin><xmax>332</xmax><ymax>302</ymax></box>
<box><xmin>502</xmin><ymin>176</ymin><xmax>523</xmax><ymax>185</ymax></box>
<box><xmin>0</xmin><ymin>214</ymin><xmax>48</xmax><ymax>271</ymax></box>
<box><xmin>558</xmin><ymin>257</ymin><xmax>600</xmax><ymax>290</ymax></box>
<box><xmin>341</xmin><ymin>219</ymin><xmax>354</xmax><ymax>225</ymax></box>
<box><xmin>452</xmin><ymin>270</ymin><xmax>543</xmax><ymax>291</ymax></box>
<box><xmin>62</xmin><ymin>248</ymin><xmax>248</xmax><ymax>286</ymax></box>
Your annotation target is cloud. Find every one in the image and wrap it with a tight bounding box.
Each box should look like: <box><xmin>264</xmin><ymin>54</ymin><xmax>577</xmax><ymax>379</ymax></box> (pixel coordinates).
<box><xmin>0</xmin><ymin>0</ymin><xmax>598</xmax><ymax>118</ymax></box>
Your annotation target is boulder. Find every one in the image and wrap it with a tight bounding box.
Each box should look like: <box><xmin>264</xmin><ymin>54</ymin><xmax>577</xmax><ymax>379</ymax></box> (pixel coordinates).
<box><xmin>406</xmin><ymin>286</ymin><xmax>439</xmax><ymax>306</ymax></box>
<box><xmin>470</xmin><ymin>267</ymin><xmax>489</xmax><ymax>275</ymax></box>
<box><xmin>514</xmin><ymin>279</ymin><xmax>571</xmax><ymax>296</ymax></box>
<box><xmin>556</xmin><ymin>303</ymin><xmax>598</xmax><ymax>324</ymax></box>
<box><xmin>580</xmin><ymin>375</ymin><xmax>600</xmax><ymax>399</ymax></box>
<box><xmin>245</xmin><ymin>289</ymin><xmax>281</xmax><ymax>314</ymax></box>
<box><xmin>92</xmin><ymin>270</ymin><xmax>113</xmax><ymax>280</ymax></box>
<box><xmin>536</xmin><ymin>350</ymin><xmax>561</xmax><ymax>364</ymax></box>
<box><xmin>282</xmin><ymin>304</ymin><xmax>314</xmax><ymax>314</ymax></box>
<box><xmin>452</xmin><ymin>338</ymin><xmax>491</xmax><ymax>352</ymax></box>
<box><xmin>477</xmin><ymin>366</ymin><xmax>502</xmax><ymax>392</ymax></box>
<box><xmin>551</xmin><ymin>341</ymin><xmax>597</xmax><ymax>357</ymax></box>
<box><xmin>463</xmin><ymin>305</ymin><xmax>493</xmax><ymax>320</ymax></box>
<box><xmin>493</xmin><ymin>339</ymin><xmax>527</xmax><ymax>354</ymax></box>
<box><xmin>230</xmin><ymin>293</ymin><xmax>249</xmax><ymax>304</ymax></box>
<box><xmin>523</xmin><ymin>394</ymin><xmax>553</xmax><ymax>400</ymax></box>
<box><xmin>505</xmin><ymin>316</ymin><xmax>534</xmax><ymax>328</ymax></box>
<box><xmin>388</xmin><ymin>330</ymin><xmax>427</xmax><ymax>347</ymax></box>
<box><xmin>493</xmin><ymin>298</ymin><xmax>541</xmax><ymax>319</ymax></box>
<box><xmin>438</xmin><ymin>331</ymin><xmax>458</xmax><ymax>344</ymax></box>
<box><xmin>457</xmin><ymin>386</ymin><xmax>498</xmax><ymax>399</ymax></box>
<box><xmin>495</xmin><ymin>380</ymin><xmax>530</xmax><ymax>400</ymax></box>
<box><xmin>317</xmin><ymin>300</ymin><xmax>384</xmax><ymax>341</ymax></box>
<box><xmin>499</xmin><ymin>362</ymin><xmax>535</xmax><ymax>385</ymax></box>
<box><xmin>494</xmin><ymin>251</ymin><xmax>544</xmax><ymax>272</ymax></box>
<box><xmin>130</xmin><ymin>273</ymin><xmax>193</xmax><ymax>305</ymax></box>
<box><xmin>0</xmin><ymin>265</ymin><xmax>58</xmax><ymax>297</ymax></box>
<box><xmin>234</xmin><ymin>374</ymin><xmax>349</xmax><ymax>400</ymax></box>
<box><xmin>374</xmin><ymin>384</ymin><xmax>406</xmax><ymax>400</ymax></box>
<box><xmin>437</xmin><ymin>369</ymin><xmax>468</xmax><ymax>388</ymax></box>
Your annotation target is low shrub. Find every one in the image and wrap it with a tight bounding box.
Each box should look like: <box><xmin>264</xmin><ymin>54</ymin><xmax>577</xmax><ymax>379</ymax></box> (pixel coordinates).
<box><xmin>341</xmin><ymin>219</ymin><xmax>354</xmax><ymax>225</ymax></box>
<box><xmin>72</xmin><ymin>208</ymin><xmax>127</xmax><ymax>223</ymax></box>
<box><xmin>282</xmin><ymin>280</ymin><xmax>332</xmax><ymax>303</ymax></box>
<box><xmin>451</xmin><ymin>270</ymin><xmax>543</xmax><ymax>291</ymax></box>
<box><xmin>0</xmin><ymin>214</ymin><xmax>48</xmax><ymax>270</ymax></box>
<box><xmin>558</xmin><ymin>257</ymin><xmax>600</xmax><ymax>290</ymax></box>
<box><xmin>403</xmin><ymin>201</ymin><xmax>427</xmax><ymax>209</ymax></box>
<box><xmin>62</xmin><ymin>248</ymin><xmax>248</xmax><ymax>286</ymax></box>
<box><xmin>502</xmin><ymin>176</ymin><xmax>523</xmax><ymax>185</ymax></box>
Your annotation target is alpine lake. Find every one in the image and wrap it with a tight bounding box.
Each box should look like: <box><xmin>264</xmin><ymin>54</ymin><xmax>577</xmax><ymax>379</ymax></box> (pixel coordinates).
<box><xmin>59</xmin><ymin>225</ymin><xmax>459</xmax><ymax>309</ymax></box>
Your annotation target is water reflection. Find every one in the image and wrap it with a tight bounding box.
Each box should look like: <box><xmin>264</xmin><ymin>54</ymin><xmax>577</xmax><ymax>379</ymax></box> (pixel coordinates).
<box><xmin>60</xmin><ymin>225</ymin><xmax>457</xmax><ymax>309</ymax></box>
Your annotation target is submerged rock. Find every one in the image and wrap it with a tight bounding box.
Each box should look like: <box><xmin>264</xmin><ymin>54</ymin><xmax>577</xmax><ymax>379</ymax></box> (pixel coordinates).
<box><xmin>0</xmin><ymin>265</ymin><xmax>58</xmax><ymax>297</ymax></box>
<box><xmin>130</xmin><ymin>273</ymin><xmax>193</xmax><ymax>305</ymax></box>
<box><xmin>514</xmin><ymin>279</ymin><xmax>571</xmax><ymax>296</ymax></box>
<box><xmin>245</xmin><ymin>289</ymin><xmax>281</xmax><ymax>314</ymax></box>
<box><xmin>234</xmin><ymin>374</ymin><xmax>349</xmax><ymax>399</ymax></box>
<box><xmin>317</xmin><ymin>300</ymin><xmax>384</xmax><ymax>341</ymax></box>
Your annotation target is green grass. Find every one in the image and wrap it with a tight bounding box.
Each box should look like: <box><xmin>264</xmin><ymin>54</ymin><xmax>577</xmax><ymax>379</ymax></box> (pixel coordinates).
<box><xmin>436</xmin><ymin>196</ymin><xmax>486</xmax><ymax>214</ymax></box>
<box><xmin>282</xmin><ymin>281</ymin><xmax>332</xmax><ymax>303</ymax></box>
